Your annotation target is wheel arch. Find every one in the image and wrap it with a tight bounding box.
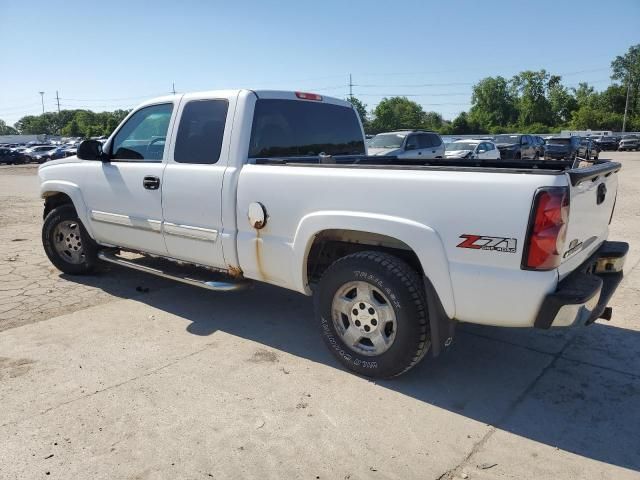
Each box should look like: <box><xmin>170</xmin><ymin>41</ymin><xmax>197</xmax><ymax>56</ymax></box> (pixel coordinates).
<box><xmin>41</xmin><ymin>181</ymin><xmax>95</xmax><ymax>238</ymax></box>
<box><xmin>293</xmin><ymin>211</ymin><xmax>456</xmax><ymax>317</ymax></box>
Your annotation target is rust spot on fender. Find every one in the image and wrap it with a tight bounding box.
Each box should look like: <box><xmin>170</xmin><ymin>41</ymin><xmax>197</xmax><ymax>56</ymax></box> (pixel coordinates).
<box><xmin>255</xmin><ymin>228</ymin><xmax>269</xmax><ymax>281</ymax></box>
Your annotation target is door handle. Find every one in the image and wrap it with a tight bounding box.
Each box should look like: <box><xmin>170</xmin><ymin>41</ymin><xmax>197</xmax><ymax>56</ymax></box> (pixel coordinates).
<box><xmin>143</xmin><ymin>176</ymin><xmax>160</xmax><ymax>190</ymax></box>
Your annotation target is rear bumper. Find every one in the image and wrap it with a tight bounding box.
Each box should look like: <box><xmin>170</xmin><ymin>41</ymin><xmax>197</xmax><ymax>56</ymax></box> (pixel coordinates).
<box><xmin>534</xmin><ymin>241</ymin><xmax>629</xmax><ymax>329</ymax></box>
<box><xmin>544</xmin><ymin>151</ymin><xmax>570</xmax><ymax>160</ymax></box>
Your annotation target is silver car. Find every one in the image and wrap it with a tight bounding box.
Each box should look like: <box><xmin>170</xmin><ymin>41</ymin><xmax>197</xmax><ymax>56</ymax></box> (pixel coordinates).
<box><xmin>618</xmin><ymin>135</ymin><xmax>639</xmax><ymax>151</ymax></box>
<box><xmin>368</xmin><ymin>130</ymin><xmax>445</xmax><ymax>159</ymax></box>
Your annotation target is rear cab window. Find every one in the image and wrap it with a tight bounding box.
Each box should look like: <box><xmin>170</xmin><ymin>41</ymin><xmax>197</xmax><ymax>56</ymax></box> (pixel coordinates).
<box><xmin>174</xmin><ymin>99</ymin><xmax>228</xmax><ymax>164</ymax></box>
<box><xmin>249</xmin><ymin>99</ymin><xmax>364</xmax><ymax>158</ymax></box>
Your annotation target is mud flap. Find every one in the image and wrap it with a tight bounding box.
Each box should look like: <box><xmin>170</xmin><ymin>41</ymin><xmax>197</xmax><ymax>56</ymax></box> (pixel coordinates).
<box><xmin>424</xmin><ymin>276</ymin><xmax>456</xmax><ymax>357</ymax></box>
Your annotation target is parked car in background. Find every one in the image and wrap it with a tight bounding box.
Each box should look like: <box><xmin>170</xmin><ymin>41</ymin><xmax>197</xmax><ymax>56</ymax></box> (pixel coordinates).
<box><xmin>444</xmin><ymin>139</ymin><xmax>500</xmax><ymax>159</ymax></box>
<box><xmin>493</xmin><ymin>134</ymin><xmax>538</xmax><ymax>159</ymax></box>
<box><xmin>544</xmin><ymin>137</ymin><xmax>577</xmax><ymax>160</ymax></box>
<box><xmin>533</xmin><ymin>136</ymin><xmax>546</xmax><ymax>157</ymax></box>
<box><xmin>27</xmin><ymin>145</ymin><xmax>58</xmax><ymax>163</ymax></box>
<box><xmin>618</xmin><ymin>135</ymin><xmax>639</xmax><ymax>151</ymax></box>
<box><xmin>543</xmin><ymin>136</ymin><xmax>594</xmax><ymax>160</ymax></box>
<box><xmin>46</xmin><ymin>147</ymin><xmax>70</xmax><ymax>161</ymax></box>
<box><xmin>581</xmin><ymin>137</ymin><xmax>599</xmax><ymax>160</ymax></box>
<box><xmin>0</xmin><ymin>147</ymin><xmax>28</xmax><ymax>164</ymax></box>
<box><xmin>62</xmin><ymin>145</ymin><xmax>78</xmax><ymax>157</ymax></box>
<box><xmin>593</xmin><ymin>135</ymin><xmax>618</xmax><ymax>151</ymax></box>
<box><xmin>368</xmin><ymin>130</ymin><xmax>444</xmax><ymax>159</ymax></box>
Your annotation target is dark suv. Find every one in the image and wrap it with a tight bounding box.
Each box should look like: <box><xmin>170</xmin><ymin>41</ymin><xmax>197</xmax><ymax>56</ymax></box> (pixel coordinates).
<box><xmin>0</xmin><ymin>148</ymin><xmax>27</xmax><ymax>165</ymax></box>
<box><xmin>544</xmin><ymin>136</ymin><xmax>595</xmax><ymax>160</ymax></box>
<box><xmin>593</xmin><ymin>135</ymin><xmax>618</xmax><ymax>151</ymax></box>
<box><xmin>493</xmin><ymin>134</ymin><xmax>538</xmax><ymax>160</ymax></box>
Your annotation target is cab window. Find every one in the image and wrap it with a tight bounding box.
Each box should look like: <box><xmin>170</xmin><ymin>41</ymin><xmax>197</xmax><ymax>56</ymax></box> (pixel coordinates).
<box><xmin>111</xmin><ymin>103</ymin><xmax>173</xmax><ymax>161</ymax></box>
<box><xmin>174</xmin><ymin>100</ymin><xmax>228</xmax><ymax>164</ymax></box>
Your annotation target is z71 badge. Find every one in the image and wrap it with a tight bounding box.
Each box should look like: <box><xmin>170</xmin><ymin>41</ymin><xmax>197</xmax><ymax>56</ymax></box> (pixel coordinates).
<box><xmin>457</xmin><ymin>234</ymin><xmax>517</xmax><ymax>253</ymax></box>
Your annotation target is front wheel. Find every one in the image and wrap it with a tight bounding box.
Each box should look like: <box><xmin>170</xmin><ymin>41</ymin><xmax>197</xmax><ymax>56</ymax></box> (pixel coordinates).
<box><xmin>315</xmin><ymin>251</ymin><xmax>430</xmax><ymax>378</ymax></box>
<box><xmin>42</xmin><ymin>204</ymin><xmax>98</xmax><ymax>275</ymax></box>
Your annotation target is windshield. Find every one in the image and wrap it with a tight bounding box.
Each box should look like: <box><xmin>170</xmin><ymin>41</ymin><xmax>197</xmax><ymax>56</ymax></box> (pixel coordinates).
<box><xmin>369</xmin><ymin>133</ymin><xmax>405</xmax><ymax>149</ymax></box>
<box><xmin>446</xmin><ymin>142</ymin><xmax>476</xmax><ymax>151</ymax></box>
<box><xmin>494</xmin><ymin>135</ymin><xmax>520</xmax><ymax>144</ymax></box>
<box><xmin>547</xmin><ymin>138</ymin><xmax>571</xmax><ymax>145</ymax></box>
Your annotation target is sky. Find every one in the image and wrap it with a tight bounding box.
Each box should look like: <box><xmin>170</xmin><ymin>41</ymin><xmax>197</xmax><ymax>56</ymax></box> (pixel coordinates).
<box><xmin>1</xmin><ymin>0</ymin><xmax>639</xmax><ymax>126</ymax></box>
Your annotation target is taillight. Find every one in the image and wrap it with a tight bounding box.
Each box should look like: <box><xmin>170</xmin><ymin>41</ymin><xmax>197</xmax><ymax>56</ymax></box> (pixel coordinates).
<box><xmin>523</xmin><ymin>187</ymin><xmax>570</xmax><ymax>270</ymax></box>
<box><xmin>295</xmin><ymin>91</ymin><xmax>323</xmax><ymax>101</ymax></box>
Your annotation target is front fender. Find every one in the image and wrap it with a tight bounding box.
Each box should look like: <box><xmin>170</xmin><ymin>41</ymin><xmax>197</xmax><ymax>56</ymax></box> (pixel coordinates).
<box><xmin>40</xmin><ymin>180</ymin><xmax>94</xmax><ymax>239</ymax></box>
<box><xmin>292</xmin><ymin>211</ymin><xmax>456</xmax><ymax>318</ymax></box>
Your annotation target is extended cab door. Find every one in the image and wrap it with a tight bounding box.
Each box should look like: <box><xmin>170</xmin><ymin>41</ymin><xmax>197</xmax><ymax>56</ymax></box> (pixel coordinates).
<box><xmin>82</xmin><ymin>102</ymin><xmax>176</xmax><ymax>255</ymax></box>
<box><xmin>160</xmin><ymin>92</ymin><xmax>236</xmax><ymax>268</ymax></box>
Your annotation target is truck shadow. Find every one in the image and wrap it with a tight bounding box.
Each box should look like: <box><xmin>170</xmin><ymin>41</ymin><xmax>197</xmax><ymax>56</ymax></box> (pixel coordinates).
<box><xmin>66</xmin><ymin>270</ymin><xmax>640</xmax><ymax>472</ymax></box>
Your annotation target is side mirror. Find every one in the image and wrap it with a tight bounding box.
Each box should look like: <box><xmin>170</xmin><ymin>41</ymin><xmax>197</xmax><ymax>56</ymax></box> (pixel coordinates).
<box><xmin>77</xmin><ymin>140</ymin><xmax>107</xmax><ymax>161</ymax></box>
<box><xmin>477</xmin><ymin>149</ymin><xmax>486</xmax><ymax>154</ymax></box>
<box><xmin>405</xmin><ymin>143</ymin><xmax>418</xmax><ymax>151</ymax></box>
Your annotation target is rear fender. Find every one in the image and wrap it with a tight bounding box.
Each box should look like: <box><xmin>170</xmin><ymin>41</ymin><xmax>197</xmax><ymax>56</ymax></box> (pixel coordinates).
<box><xmin>292</xmin><ymin>211</ymin><xmax>456</xmax><ymax>318</ymax></box>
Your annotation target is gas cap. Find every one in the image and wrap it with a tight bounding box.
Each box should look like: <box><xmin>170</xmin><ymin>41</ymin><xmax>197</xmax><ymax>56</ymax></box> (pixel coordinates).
<box><xmin>248</xmin><ymin>202</ymin><xmax>267</xmax><ymax>229</ymax></box>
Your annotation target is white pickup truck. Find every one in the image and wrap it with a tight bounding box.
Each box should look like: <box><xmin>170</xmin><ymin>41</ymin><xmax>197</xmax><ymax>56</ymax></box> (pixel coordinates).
<box><xmin>38</xmin><ymin>90</ymin><xmax>629</xmax><ymax>378</ymax></box>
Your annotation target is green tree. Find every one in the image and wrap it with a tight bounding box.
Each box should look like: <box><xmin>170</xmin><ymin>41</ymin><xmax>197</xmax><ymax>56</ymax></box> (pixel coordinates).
<box><xmin>423</xmin><ymin>111</ymin><xmax>444</xmax><ymax>131</ymax></box>
<box><xmin>370</xmin><ymin>97</ymin><xmax>425</xmax><ymax>132</ymax></box>
<box><xmin>547</xmin><ymin>76</ymin><xmax>577</xmax><ymax>126</ymax></box>
<box><xmin>511</xmin><ymin>70</ymin><xmax>553</xmax><ymax>127</ymax></box>
<box><xmin>573</xmin><ymin>82</ymin><xmax>596</xmax><ymax>108</ymax></box>
<box><xmin>0</xmin><ymin>119</ymin><xmax>18</xmax><ymax>135</ymax></box>
<box><xmin>62</xmin><ymin>119</ymin><xmax>82</xmax><ymax>137</ymax></box>
<box><xmin>611</xmin><ymin>44</ymin><xmax>640</xmax><ymax>117</ymax></box>
<box><xmin>468</xmin><ymin>76</ymin><xmax>517</xmax><ymax>131</ymax></box>
<box><xmin>451</xmin><ymin>112</ymin><xmax>472</xmax><ymax>134</ymax></box>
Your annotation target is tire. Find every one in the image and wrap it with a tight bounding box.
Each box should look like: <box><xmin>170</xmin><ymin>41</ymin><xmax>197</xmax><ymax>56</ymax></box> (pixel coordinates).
<box><xmin>42</xmin><ymin>204</ymin><xmax>98</xmax><ymax>275</ymax></box>
<box><xmin>315</xmin><ymin>251</ymin><xmax>430</xmax><ymax>378</ymax></box>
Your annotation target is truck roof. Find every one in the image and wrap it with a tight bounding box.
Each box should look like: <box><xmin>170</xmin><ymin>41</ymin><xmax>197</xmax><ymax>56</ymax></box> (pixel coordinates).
<box><xmin>134</xmin><ymin>89</ymin><xmax>352</xmax><ymax>110</ymax></box>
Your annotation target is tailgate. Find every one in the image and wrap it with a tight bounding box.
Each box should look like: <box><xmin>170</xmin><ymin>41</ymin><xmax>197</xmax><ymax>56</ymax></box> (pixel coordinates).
<box><xmin>558</xmin><ymin>161</ymin><xmax>621</xmax><ymax>278</ymax></box>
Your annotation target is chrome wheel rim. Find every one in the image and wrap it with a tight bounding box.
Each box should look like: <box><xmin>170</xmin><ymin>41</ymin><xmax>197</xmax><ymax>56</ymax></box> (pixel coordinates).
<box><xmin>331</xmin><ymin>281</ymin><xmax>397</xmax><ymax>356</ymax></box>
<box><xmin>52</xmin><ymin>220</ymin><xmax>85</xmax><ymax>265</ymax></box>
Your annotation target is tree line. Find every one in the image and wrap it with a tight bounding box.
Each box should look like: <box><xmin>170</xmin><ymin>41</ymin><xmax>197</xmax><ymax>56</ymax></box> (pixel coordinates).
<box><xmin>1</xmin><ymin>45</ymin><xmax>638</xmax><ymax>138</ymax></box>
<box><xmin>352</xmin><ymin>44</ymin><xmax>640</xmax><ymax>135</ymax></box>
<box><xmin>0</xmin><ymin>109</ymin><xmax>131</xmax><ymax>137</ymax></box>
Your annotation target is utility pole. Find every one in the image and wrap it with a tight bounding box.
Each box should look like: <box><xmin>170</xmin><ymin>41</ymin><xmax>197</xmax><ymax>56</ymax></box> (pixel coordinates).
<box><xmin>348</xmin><ymin>74</ymin><xmax>353</xmax><ymax>101</ymax></box>
<box><xmin>55</xmin><ymin>90</ymin><xmax>61</xmax><ymax>114</ymax></box>
<box><xmin>622</xmin><ymin>73</ymin><xmax>631</xmax><ymax>133</ymax></box>
<box><xmin>172</xmin><ymin>82</ymin><xmax>176</xmax><ymax>95</ymax></box>
<box><xmin>38</xmin><ymin>91</ymin><xmax>45</xmax><ymax>114</ymax></box>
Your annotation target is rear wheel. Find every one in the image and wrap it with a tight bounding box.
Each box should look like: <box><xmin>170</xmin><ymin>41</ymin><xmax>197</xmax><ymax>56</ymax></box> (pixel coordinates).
<box><xmin>42</xmin><ymin>204</ymin><xmax>97</xmax><ymax>275</ymax></box>
<box><xmin>315</xmin><ymin>251</ymin><xmax>430</xmax><ymax>378</ymax></box>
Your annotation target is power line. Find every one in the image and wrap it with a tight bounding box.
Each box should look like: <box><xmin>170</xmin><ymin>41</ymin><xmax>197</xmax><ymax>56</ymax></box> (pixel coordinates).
<box><xmin>356</xmin><ymin>92</ymin><xmax>470</xmax><ymax>97</ymax></box>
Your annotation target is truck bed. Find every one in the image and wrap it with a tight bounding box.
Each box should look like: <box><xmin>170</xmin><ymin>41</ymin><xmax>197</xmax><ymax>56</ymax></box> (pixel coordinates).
<box><xmin>251</xmin><ymin>156</ymin><xmax>621</xmax><ymax>185</ymax></box>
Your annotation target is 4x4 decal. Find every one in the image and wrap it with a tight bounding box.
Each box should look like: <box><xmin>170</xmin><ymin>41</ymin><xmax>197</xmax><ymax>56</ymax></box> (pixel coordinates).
<box><xmin>457</xmin><ymin>234</ymin><xmax>517</xmax><ymax>253</ymax></box>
